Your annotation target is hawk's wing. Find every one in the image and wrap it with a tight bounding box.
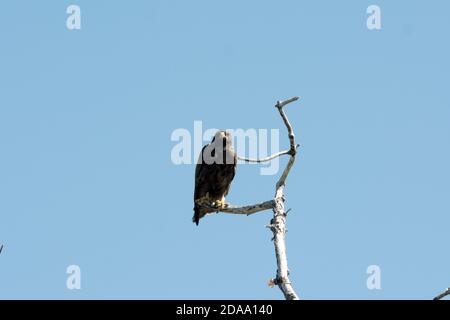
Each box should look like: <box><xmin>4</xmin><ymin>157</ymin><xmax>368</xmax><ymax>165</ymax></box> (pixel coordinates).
<box><xmin>193</xmin><ymin>145</ymin><xmax>212</xmax><ymax>225</ymax></box>
<box><xmin>192</xmin><ymin>144</ymin><xmax>237</xmax><ymax>225</ymax></box>
<box><xmin>194</xmin><ymin>145</ymin><xmax>209</xmax><ymax>201</ymax></box>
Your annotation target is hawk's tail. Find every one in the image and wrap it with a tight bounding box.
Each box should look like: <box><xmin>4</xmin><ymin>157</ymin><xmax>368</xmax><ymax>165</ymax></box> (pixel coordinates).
<box><xmin>193</xmin><ymin>205</ymin><xmax>200</xmax><ymax>226</ymax></box>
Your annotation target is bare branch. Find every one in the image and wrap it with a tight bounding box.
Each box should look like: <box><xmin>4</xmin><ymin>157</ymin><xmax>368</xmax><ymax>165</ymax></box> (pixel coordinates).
<box><xmin>434</xmin><ymin>288</ymin><xmax>450</xmax><ymax>300</ymax></box>
<box><xmin>275</xmin><ymin>97</ymin><xmax>299</xmax><ymax>189</ymax></box>
<box><xmin>221</xmin><ymin>201</ymin><xmax>275</xmax><ymax>215</ymax></box>
<box><xmin>236</xmin><ymin>97</ymin><xmax>299</xmax><ymax>165</ymax></box>
<box><xmin>276</xmin><ymin>96</ymin><xmax>300</xmax><ymax>108</ymax></box>
<box><xmin>237</xmin><ymin>150</ymin><xmax>291</xmax><ymax>163</ymax></box>
<box><xmin>200</xmin><ymin>201</ymin><xmax>275</xmax><ymax>216</ymax></box>
<box><xmin>269</xmin><ymin>97</ymin><xmax>301</xmax><ymax>300</ymax></box>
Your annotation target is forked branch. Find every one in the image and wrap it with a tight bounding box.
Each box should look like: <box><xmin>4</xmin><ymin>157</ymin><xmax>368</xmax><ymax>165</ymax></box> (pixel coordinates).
<box><xmin>269</xmin><ymin>97</ymin><xmax>300</xmax><ymax>300</ymax></box>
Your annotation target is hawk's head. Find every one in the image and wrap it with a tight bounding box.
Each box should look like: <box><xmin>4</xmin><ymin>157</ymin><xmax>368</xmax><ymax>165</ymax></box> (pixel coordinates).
<box><xmin>212</xmin><ymin>130</ymin><xmax>233</xmax><ymax>149</ymax></box>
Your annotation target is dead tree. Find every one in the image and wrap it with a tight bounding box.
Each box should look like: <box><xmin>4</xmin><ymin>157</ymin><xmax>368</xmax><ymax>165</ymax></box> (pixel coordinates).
<box><xmin>201</xmin><ymin>96</ymin><xmax>301</xmax><ymax>300</ymax></box>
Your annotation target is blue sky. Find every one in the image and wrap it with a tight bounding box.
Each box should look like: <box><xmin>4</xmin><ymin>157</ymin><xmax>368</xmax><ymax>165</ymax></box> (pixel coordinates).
<box><xmin>0</xmin><ymin>0</ymin><xmax>449</xmax><ymax>299</ymax></box>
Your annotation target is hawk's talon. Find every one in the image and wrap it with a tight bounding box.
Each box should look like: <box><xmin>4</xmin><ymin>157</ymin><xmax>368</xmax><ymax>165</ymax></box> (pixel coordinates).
<box><xmin>213</xmin><ymin>198</ymin><xmax>229</xmax><ymax>210</ymax></box>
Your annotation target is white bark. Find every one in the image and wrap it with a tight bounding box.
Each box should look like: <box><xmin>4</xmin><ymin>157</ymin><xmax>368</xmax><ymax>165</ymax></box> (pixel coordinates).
<box><xmin>202</xmin><ymin>201</ymin><xmax>275</xmax><ymax>216</ymax></box>
<box><xmin>237</xmin><ymin>150</ymin><xmax>291</xmax><ymax>163</ymax></box>
<box><xmin>268</xmin><ymin>97</ymin><xmax>300</xmax><ymax>300</ymax></box>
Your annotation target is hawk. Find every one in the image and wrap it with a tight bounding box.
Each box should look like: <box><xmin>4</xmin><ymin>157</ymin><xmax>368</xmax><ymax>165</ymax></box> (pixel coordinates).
<box><xmin>193</xmin><ymin>130</ymin><xmax>237</xmax><ymax>225</ymax></box>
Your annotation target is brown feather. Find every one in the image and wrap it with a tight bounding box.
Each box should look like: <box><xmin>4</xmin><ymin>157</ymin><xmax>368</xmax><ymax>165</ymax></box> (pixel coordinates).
<box><xmin>193</xmin><ymin>132</ymin><xmax>236</xmax><ymax>225</ymax></box>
